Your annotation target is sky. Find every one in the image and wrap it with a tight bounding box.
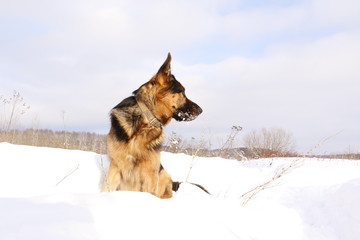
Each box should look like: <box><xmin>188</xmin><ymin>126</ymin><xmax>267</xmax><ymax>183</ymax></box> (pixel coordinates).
<box><xmin>1</xmin><ymin>0</ymin><xmax>359</xmax><ymax>154</ymax></box>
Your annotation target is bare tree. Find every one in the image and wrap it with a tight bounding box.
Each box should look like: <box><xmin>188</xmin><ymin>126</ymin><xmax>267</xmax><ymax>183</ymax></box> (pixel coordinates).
<box><xmin>243</xmin><ymin>127</ymin><xmax>296</xmax><ymax>158</ymax></box>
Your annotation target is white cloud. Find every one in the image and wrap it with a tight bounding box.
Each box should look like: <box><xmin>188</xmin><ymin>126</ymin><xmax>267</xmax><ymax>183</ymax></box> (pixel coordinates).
<box><xmin>220</xmin><ymin>6</ymin><xmax>306</xmax><ymax>43</ymax></box>
<box><xmin>309</xmin><ymin>0</ymin><xmax>360</xmax><ymax>28</ymax></box>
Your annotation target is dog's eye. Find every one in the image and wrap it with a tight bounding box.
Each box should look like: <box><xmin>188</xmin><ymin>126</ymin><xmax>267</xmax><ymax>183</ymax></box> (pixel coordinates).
<box><xmin>169</xmin><ymin>79</ymin><xmax>185</xmax><ymax>94</ymax></box>
<box><xmin>173</xmin><ymin>89</ymin><xmax>183</xmax><ymax>94</ymax></box>
<box><xmin>170</xmin><ymin>86</ymin><xmax>184</xmax><ymax>94</ymax></box>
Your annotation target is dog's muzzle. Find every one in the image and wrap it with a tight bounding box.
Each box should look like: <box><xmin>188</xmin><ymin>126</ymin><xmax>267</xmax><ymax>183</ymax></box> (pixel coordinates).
<box><xmin>173</xmin><ymin>99</ymin><xmax>202</xmax><ymax>121</ymax></box>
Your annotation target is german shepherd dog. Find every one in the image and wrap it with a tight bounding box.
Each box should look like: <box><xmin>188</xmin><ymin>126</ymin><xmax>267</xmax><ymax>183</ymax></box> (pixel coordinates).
<box><xmin>102</xmin><ymin>53</ymin><xmax>203</xmax><ymax>198</ymax></box>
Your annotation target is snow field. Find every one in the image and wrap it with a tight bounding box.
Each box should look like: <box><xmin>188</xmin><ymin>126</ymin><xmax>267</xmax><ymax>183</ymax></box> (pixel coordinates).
<box><xmin>0</xmin><ymin>142</ymin><xmax>359</xmax><ymax>240</ymax></box>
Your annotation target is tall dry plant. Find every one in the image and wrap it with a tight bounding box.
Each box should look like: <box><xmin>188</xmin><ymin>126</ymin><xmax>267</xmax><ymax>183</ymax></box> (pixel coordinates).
<box><xmin>218</xmin><ymin>125</ymin><xmax>245</xmax><ymax>160</ymax></box>
<box><xmin>0</xmin><ymin>90</ymin><xmax>30</xmax><ymax>131</ymax></box>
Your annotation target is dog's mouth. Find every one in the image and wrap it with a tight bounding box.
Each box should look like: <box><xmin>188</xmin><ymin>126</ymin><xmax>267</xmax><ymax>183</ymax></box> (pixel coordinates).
<box><xmin>173</xmin><ymin>111</ymin><xmax>199</xmax><ymax>121</ymax></box>
<box><xmin>173</xmin><ymin>100</ymin><xmax>202</xmax><ymax>122</ymax></box>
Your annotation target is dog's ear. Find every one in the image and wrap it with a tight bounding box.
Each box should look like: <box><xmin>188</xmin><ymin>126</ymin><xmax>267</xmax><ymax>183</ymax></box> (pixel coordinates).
<box><xmin>158</xmin><ymin>52</ymin><xmax>171</xmax><ymax>76</ymax></box>
<box><xmin>154</xmin><ymin>53</ymin><xmax>171</xmax><ymax>85</ymax></box>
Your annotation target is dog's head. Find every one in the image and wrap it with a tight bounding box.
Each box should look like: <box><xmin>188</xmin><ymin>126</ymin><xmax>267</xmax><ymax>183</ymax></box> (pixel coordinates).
<box><xmin>134</xmin><ymin>53</ymin><xmax>202</xmax><ymax>125</ymax></box>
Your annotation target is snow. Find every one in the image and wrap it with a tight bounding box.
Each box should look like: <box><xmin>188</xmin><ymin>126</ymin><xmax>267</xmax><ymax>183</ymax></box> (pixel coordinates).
<box><xmin>0</xmin><ymin>142</ymin><xmax>359</xmax><ymax>240</ymax></box>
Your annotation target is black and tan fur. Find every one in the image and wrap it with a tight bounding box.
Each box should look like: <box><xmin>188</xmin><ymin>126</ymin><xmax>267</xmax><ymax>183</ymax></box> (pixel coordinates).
<box><xmin>103</xmin><ymin>53</ymin><xmax>203</xmax><ymax>198</ymax></box>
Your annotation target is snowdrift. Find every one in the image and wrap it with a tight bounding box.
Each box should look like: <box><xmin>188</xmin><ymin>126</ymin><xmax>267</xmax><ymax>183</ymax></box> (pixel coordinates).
<box><xmin>0</xmin><ymin>142</ymin><xmax>359</xmax><ymax>240</ymax></box>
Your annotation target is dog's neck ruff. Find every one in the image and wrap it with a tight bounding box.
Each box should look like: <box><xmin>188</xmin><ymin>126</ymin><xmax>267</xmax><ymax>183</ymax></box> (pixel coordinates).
<box><xmin>136</xmin><ymin>100</ymin><xmax>162</xmax><ymax>128</ymax></box>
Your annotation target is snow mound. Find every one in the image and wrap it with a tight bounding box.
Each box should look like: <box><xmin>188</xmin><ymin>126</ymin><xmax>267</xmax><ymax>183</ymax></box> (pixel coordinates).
<box><xmin>0</xmin><ymin>142</ymin><xmax>359</xmax><ymax>240</ymax></box>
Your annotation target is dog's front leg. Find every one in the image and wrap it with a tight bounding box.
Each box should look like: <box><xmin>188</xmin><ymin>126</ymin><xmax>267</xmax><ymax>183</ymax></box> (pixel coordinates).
<box><xmin>102</xmin><ymin>161</ymin><xmax>121</xmax><ymax>192</ymax></box>
<box><xmin>139</xmin><ymin>167</ymin><xmax>159</xmax><ymax>196</ymax></box>
<box><xmin>156</xmin><ymin>168</ymin><xmax>173</xmax><ymax>199</ymax></box>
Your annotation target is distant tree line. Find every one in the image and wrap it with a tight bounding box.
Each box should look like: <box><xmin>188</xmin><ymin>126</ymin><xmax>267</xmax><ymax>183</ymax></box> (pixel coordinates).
<box><xmin>0</xmin><ymin>129</ymin><xmax>106</xmax><ymax>154</ymax></box>
<box><xmin>1</xmin><ymin>128</ymin><xmax>359</xmax><ymax>160</ymax></box>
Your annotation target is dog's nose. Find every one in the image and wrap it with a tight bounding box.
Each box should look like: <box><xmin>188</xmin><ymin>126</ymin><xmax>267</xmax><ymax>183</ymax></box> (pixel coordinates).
<box><xmin>197</xmin><ymin>106</ymin><xmax>203</xmax><ymax>115</ymax></box>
